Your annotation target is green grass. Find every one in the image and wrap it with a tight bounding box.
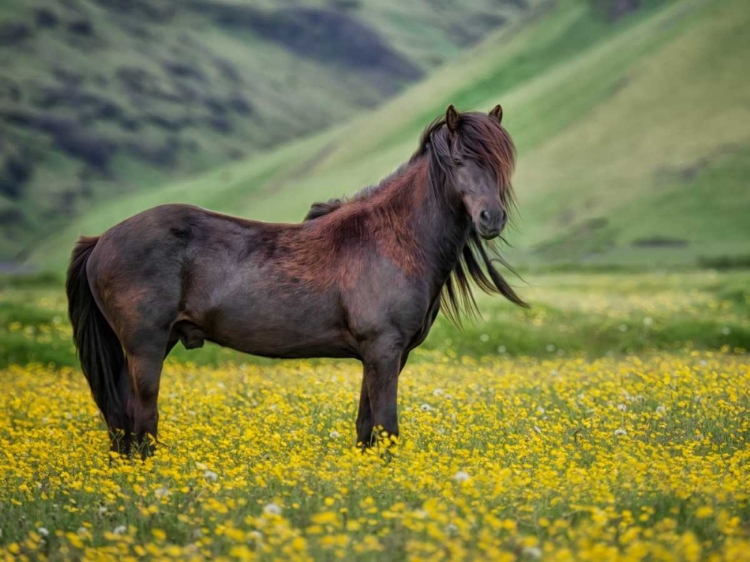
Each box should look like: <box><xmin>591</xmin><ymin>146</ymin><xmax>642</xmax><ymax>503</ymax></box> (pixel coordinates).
<box><xmin>25</xmin><ymin>0</ymin><xmax>750</xmax><ymax>270</ymax></box>
<box><xmin>2</xmin><ymin>270</ymin><xmax>747</xmax><ymax>370</ymax></box>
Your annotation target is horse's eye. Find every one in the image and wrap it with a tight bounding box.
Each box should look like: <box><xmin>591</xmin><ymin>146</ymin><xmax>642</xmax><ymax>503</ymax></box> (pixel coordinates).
<box><xmin>454</xmin><ymin>160</ymin><xmax>464</xmax><ymax>168</ymax></box>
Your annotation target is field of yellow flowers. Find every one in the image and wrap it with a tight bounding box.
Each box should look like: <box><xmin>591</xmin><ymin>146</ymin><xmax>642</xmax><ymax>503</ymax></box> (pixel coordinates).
<box><xmin>2</xmin><ymin>349</ymin><xmax>749</xmax><ymax>561</ymax></box>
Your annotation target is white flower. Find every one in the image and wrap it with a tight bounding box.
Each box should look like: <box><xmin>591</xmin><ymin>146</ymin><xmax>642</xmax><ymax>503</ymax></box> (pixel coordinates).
<box><xmin>432</xmin><ymin>388</ymin><xmax>444</xmax><ymax>397</ymax></box>
<box><xmin>98</xmin><ymin>506</ymin><xmax>108</xmax><ymax>514</ymax></box>
<box><xmin>643</xmin><ymin>316</ymin><xmax>653</xmax><ymax>326</ymax></box>
<box><xmin>77</xmin><ymin>527</ymin><xmax>88</xmax><ymax>537</ymax></box>
<box><xmin>536</xmin><ymin>407</ymin><xmax>546</xmax><ymax>415</ymax></box>
<box><xmin>155</xmin><ymin>487</ymin><xmax>169</xmax><ymax>498</ymax></box>
<box><xmin>453</xmin><ymin>470</ymin><xmax>471</xmax><ymax>483</ymax></box>
<box><xmin>113</xmin><ymin>526</ymin><xmax>127</xmax><ymax>535</ymax></box>
<box><xmin>445</xmin><ymin>523</ymin><xmax>458</xmax><ymax>534</ymax></box>
<box><xmin>479</xmin><ymin>333</ymin><xmax>490</xmax><ymax>342</ymax></box>
<box><xmin>329</xmin><ymin>430</ymin><xmax>340</xmax><ymax>439</ymax></box>
<box><xmin>533</xmin><ymin>426</ymin><xmax>542</xmax><ymax>434</ymax></box>
<box><xmin>420</xmin><ymin>404</ymin><xmax>433</xmax><ymax>412</ymax></box>
<box><xmin>497</xmin><ymin>345</ymin><xmax>507</xmax><ymax>354</ymax></box>
<box><xmin>263</xmin><ymin>503</ymin><xmax>282</xmax><ymax>515</ymax></box>
<box><xmin>546</xmin><ymin>344</ymin><xmax>555</xmax><ymax>352</ymax></box>
<box><xmin>617</xmin><ymin>404</ymin><xmax>627</xmax><ymax>412</ymax></box>
<box><xmin>721</xmin><ymin>326</ymin><xmax>731</xmax><ymax>335</ymax></box>
<box><xmin>614</xmin><ymin>428</ymin><xmax>627</xmax><ymax>436</ymax></box>
<box><xmin>523</xmin><ymin>546</ymin><xmax>542</xmax><ymax>559</ymax></box>
<box><xmin>204</xmin><ymin>470</ymin><xmax>218</xmax><ymax>481</ymax></box>
<box><xmin>38</xmin><ymin>527</ymin><xmax>49</xmax><ymax>537</ymax></box>
<box><xmin>655</xmin><ymin>405</ymin><xmax>667</xmax><ymax>415</ymax></box>
<box><xmin>619</xmin><ymin>324</ymin><xmax>628</xmax><ymax>332</ymax></box>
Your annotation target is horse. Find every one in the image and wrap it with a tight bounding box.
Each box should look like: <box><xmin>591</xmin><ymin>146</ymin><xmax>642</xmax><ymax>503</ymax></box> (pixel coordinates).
<box><xmin>66</xmin><ymin>104</ymin><xmax>527</xmax><ymax>457</ymax></box>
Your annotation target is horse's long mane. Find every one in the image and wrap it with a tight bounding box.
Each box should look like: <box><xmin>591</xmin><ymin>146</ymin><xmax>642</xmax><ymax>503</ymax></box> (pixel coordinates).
<box><xmin>305</xmin><ymin>110</ymin><xmax>527</xmax><ymax>323</ymax></box>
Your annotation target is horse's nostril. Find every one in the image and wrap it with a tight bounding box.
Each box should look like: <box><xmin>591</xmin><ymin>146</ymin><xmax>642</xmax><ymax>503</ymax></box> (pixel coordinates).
<box><xmin>480</xmin><ymin>210</ymin><xmax>491</xmax><ymax>224</ymax></box>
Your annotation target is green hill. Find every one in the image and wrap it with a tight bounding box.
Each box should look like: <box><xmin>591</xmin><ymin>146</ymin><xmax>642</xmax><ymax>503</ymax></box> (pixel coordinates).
<box><xmin>26</xmin><ymin>0</ymin><xmax>750</xmax><ymax>270</ymax></box>
<box><xmin>0</xmin><ymin>0</ymin><xmax>537</xmax><ymax>260</ymax></box>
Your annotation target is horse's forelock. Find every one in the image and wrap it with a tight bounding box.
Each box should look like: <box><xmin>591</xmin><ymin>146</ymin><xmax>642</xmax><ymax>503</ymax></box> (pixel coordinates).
<box><xmin>418</xmin><ymin>112</ymin><xmax>517</xmax><ymax>212</ymax></box>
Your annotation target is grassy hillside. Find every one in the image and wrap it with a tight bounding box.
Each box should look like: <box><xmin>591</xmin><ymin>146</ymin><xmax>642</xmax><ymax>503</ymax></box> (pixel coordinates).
<box><xmin>0</xmin><ymin>0</ymin><xmax>537</xmax><ymax>260</ymax></box>
<box><xmin>27</xmin><ymin>0</ymin><xmax>750</xmax><ymax>270</ymax></box>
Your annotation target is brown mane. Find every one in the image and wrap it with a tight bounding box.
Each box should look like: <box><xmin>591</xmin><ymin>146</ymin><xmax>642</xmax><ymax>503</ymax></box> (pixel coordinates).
<box><xmin>305</xmin><ymin>110</ymin><xmax>526</xmax><ymax>322</ymax></box>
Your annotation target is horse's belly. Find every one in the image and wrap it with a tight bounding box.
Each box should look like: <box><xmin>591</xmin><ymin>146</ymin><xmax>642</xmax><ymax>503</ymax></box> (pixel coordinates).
<box><xmin>209</xmin><ymin>324</ymin><xmax>355</xmax><ymax>360</ymax></box>
<box><xmin>195</xmin><ymin>293</ymin><xmax>356</xmax><ymax>360</ymax></box>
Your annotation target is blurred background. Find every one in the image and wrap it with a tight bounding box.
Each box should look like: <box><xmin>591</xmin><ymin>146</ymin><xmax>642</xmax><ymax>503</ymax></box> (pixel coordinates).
<box><xmin>0</xmin><ymin>0</ymin><xmax>748</xmax><ymax>365</ymax></box>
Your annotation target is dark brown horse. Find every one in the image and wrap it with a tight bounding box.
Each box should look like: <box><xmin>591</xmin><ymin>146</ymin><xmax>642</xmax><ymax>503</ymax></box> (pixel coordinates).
<box><xmin>66</xmin><ymin>104</ymin><xmax>527</xmax><ymax>457</ymax></box>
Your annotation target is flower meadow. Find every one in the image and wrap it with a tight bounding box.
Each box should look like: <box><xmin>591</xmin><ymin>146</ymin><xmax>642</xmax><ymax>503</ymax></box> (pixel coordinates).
<box><xmin>1</xmin><ymin>351</ymin><xmax>749</xmax><ymax>561</ymax></box>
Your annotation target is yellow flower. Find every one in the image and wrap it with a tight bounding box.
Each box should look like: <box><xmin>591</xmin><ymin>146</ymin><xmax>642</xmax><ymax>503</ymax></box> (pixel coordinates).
<box><xmin>1</xmin><ymin>350</ymin><xmax>747</xmax><ymax>560</ymax></box>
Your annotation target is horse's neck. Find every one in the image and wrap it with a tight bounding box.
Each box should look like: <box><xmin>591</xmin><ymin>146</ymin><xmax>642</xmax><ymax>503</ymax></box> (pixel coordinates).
<box><xmin>421</xmin><ymin>197</ymin><xmax>471</xmax><ymax>293</ymax></box>
<box><xmin>379</xmin><ymin>162</ymin><xmax>470</xmax><ymax>294</ymax></box>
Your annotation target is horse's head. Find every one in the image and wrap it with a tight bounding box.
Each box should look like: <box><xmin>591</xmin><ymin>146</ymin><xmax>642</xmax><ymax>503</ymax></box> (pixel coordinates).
<box><xmin>425</xmin><ymin>104</ymin><xmax>516</xmax><ymax>240</ymax></box>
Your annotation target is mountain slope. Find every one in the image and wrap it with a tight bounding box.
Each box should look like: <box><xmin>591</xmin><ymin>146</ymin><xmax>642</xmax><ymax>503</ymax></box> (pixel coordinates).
<box><xmin>0</xmin><ymin>0</ymin><xmax>537</xmax><ymax>259</ymax></box>
<box><xmin>27</xmin><ymin>0</ymin><xmax>750</xmax><ymax>269</ymax></box>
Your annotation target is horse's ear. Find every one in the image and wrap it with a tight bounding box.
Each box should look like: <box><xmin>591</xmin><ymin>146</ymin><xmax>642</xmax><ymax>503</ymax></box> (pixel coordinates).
<box><xmin>446</xmin><ymin>104</ymin><xmax>460</xmax><ymax>132</ymax></box>
<box><xmin>489</xmin><ymin>104</ymin><xmax>503</xmax><ymax>124</ymax></box>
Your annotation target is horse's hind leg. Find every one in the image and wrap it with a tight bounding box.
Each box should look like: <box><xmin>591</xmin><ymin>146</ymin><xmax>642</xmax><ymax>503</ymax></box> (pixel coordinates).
<box><xmin>109</xmin><ymin>362</ymin><xmax>135</xmax><ymax>455</ymax></box>
<box><xmin>126</xmin><ymin>341</ymin><xmax>168</xmax><ymax>459</ymax></box>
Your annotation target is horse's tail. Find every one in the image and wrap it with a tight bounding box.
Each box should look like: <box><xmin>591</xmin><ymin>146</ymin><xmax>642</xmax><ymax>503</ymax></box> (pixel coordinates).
<box><xmin>66</xmin><ymin>236</ymin><xmax>126</xmax><ymax>429</ymax></box>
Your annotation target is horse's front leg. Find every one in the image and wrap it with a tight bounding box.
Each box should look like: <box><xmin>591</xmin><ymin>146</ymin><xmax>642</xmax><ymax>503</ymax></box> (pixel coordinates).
<box><xmin>355</xmin><ymin>376</ymin><xmax>374</xmax><ymax>447</ymax></box>
<box><xmin>360</xmin><ymin>343</ymin><xmax>403</xmax><ymax>444</ymax></box>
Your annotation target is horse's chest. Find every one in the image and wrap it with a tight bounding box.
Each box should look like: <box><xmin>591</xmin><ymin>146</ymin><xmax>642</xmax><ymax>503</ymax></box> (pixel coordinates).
<box><xmin>406</xmin><ymin>299</ymin><xmax>440</xmax><ymax>351</ymax></box>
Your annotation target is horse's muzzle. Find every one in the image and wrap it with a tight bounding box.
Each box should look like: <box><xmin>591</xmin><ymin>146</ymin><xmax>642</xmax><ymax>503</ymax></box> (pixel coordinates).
<box><xmin>477</xmin><ymin>209</ymin><xmax>506</xmax><ymax>239</ymax></box>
